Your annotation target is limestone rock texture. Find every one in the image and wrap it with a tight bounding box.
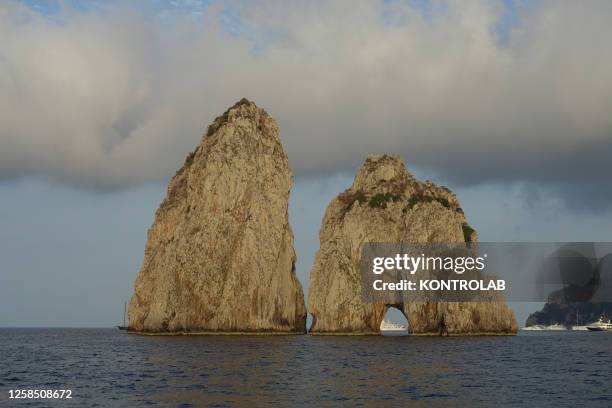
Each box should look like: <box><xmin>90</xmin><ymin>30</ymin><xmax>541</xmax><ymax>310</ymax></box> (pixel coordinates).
<box><xmin>129</xmin><ymin>99</ymin><xmax>306</xmax><ymax>334</ymax></box>
<box><xmin>307</xmin><ymin>155</ymin><xmax>517</xmax><ymax>335</ymax></box>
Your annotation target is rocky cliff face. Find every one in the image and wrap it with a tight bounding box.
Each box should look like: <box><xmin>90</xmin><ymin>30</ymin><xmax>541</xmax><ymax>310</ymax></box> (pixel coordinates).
<box><xmin>307</xmin><ymin>155</ymin><xmax>517</xmax><ymax>335</ymax></box>
<box><xmin>129</xmin><ymin>99</ymin><xmax>306</xmax><ymax>334</ymax></box>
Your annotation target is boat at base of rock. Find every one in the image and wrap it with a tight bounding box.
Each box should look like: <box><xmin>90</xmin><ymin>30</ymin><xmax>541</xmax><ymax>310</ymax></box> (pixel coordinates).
<box><xmin>586</xmin><ymin>316</ymin><xmax>612</xmax><ymax>331</ymax></box>
<box><xmin>117</xmin><ymin>301</ymin><xmax>127</xmax><ymax>331</ymax></box>
<box><xmin>521</xmin><ymin>324</ymin><xmax>567</xmax><ymax>331</ymax></box>
<box><xmin>380</xmin><ymin>320</ymin><xmax>408</xmax><ymax>334</ymax></box>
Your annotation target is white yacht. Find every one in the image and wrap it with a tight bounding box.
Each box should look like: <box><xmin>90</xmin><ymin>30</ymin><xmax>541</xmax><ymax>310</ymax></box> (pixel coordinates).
<box><xmin>380</xmin><ymin>319</ymin><xmax>408</xmax><ymax>333</ymax></box>
<box><xmin>586</xmin><ymin>316</ymin><xmax>612</xmax><ymax>332</ymax></box>
<box><xmin>522</xmin><ymin>323</ymin><xmax>567</xmax><ymax>331</ymax></box>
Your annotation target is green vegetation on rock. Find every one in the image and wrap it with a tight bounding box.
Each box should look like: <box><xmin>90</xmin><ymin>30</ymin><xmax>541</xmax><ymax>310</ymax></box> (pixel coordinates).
<box><xmin>407</xmin><ymin>194</ymin><xmax>434</xmax><ymax>208</ymax></box>
<box><xmin>343</xmin><ymin>192</ymin><xmax>368</xmax><ymax>210</ymax></box>
<box><xmin>406</xmin><ymin>194</ymin><xmax>453</xmax><ymax>210</ymax></box>
<box><xmin>462</xmin><ymin>223</ymin><xmax>475</xmax><ymax>242</ymax></box>
<box><xmin>185</xmin><ymin>150</ymin><xmax>196</xmax><ymax>166</ymax></box>
<box><xmin>368</xmin><ymin>192</ymin><xmax>400</xmax><ymax>209</ymax></box>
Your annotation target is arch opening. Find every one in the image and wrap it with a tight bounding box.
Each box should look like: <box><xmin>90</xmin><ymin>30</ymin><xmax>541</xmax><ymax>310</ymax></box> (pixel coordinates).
<box><xmin>380</xmin><ymin>305</ymin><xmax>409</xmax><ymax>336</ymax></box>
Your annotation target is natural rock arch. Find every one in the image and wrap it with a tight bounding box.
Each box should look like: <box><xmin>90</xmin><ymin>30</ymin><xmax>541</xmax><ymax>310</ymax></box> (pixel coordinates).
<box><xmin>380</xmin><ymin>304</ymin><xmax>409</xmax><ymax>333</ymax></box>
<box><xmin>307</xmin><ymin>155</ymin><xmax>517</xmax><ymax>335</ymax></box>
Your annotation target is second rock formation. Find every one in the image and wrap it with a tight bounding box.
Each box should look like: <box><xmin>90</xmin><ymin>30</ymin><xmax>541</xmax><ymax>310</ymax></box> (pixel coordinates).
<box><xmin>307</xmin><ymin>155</ymin><xmax>517</xmax><ymax>335</ymax></box>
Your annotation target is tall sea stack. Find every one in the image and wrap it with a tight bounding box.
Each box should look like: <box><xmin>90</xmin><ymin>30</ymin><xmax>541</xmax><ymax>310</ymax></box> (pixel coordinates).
<box><xmin>129</xmin><ymin>99</ymin><xmax>306</xmax><ymax>334</ymax></box>
<box><xmin>307</xmin><ymin>155</ymin><xmax>517</xmax><ymax>335</ymax></box>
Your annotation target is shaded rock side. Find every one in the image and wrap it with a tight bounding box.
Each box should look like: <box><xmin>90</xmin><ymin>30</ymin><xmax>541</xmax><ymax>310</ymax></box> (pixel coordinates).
<box><xmin>129</xmin><ymin>99</ymin><xmax>306</xmax><ymax>333</ymax></box>
<box><xmin>307</xmin><ymin>155</ymin><xmax>517</xmax><ymax>335</ymax></box>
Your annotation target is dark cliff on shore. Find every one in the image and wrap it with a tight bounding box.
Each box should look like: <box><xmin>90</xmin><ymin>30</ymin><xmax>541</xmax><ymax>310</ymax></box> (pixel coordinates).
<box><xmin>526</xmin><ymin>302</ymin><xmax>612</xmax><ymax>327</ymax></box>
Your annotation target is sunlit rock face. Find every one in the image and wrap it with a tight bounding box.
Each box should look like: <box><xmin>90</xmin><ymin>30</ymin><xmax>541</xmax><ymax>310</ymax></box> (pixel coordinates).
<box><xmin>307</xmin><ymin>155</ymin><xmax>517</xmax><ymax>335</ymax></box>
<box><xmin>129</xmin><ymin>99</ymin><xmax>306</xmax><ymax>334</ymax></box>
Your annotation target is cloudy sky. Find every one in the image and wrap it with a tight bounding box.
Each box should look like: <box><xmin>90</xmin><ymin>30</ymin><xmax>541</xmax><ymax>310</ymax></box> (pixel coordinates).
<box><xmin>1</xmin><ymin>0</ymin><xmax>611</xmax><ymax>327</ymax></box>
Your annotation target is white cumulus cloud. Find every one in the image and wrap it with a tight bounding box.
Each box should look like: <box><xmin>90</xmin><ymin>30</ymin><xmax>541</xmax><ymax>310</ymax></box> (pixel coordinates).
<box><xmin>0</xmin><ymin>0</ymin><xmax>611</xmax><ymax>208</ymax></box>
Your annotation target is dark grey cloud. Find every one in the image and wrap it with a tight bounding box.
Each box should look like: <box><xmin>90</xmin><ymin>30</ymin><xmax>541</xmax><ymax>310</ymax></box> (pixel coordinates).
<box><xmin>1</xmin><ymin>0</ymin><xmax>611</xmax><ymax>209</ymax></box>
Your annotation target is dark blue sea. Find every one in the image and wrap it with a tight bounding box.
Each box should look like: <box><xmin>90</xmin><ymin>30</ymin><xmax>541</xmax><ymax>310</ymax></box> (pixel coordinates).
<box><xmin>1</xmin><ymin>329</ymin><xmax>611</xmax><ymax>407</ymax></box>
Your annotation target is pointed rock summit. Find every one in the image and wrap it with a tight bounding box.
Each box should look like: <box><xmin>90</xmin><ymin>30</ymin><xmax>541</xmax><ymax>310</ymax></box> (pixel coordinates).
<box><xmin>129</xmin><ymin>99</ymin><xmax>306</xmax><ymax>334</ymax></box>
<box><xmin>307</xmin><ymin>154</ymin><xmax>517</xmax><ymax>335</ymax></box>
